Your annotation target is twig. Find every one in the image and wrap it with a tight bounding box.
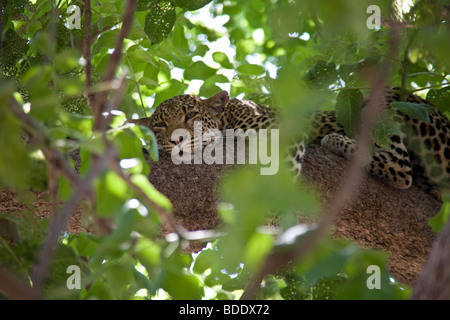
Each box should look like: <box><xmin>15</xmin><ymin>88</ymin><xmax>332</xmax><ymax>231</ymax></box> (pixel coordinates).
<box><xmin>103</xmin><ymin>71</ymin><xmax>128</xmax><ymax>125</ymax></box>
<box><xmin>411</xmin><ymin>83</ymin><xmax>450</xmax><ymax>93</ymax></box>
<box><xmin>124</xmin><ymin>49</ymin><xmax>148</xmax><ymax>116</ymax></box>
<box><xmin>92</xmin><ymin>0</ymin><xmax>137</xmax><ymax>132</ymax></box>
<box><xmin>241</xmin><ymin>25</ymin><xmax>403</xmax><ymax>300</ymax></box>
<box><xmin>83</xmin><ymin>0</ymin><xmax>95</xmax><ymax>110</ymax></box>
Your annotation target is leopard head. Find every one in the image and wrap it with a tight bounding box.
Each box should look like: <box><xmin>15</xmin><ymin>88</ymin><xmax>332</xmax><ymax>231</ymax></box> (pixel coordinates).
<box><xmin>129</xmin><ymin>91</ymin><xmax>230</xmax><ymax>153</ymax></box>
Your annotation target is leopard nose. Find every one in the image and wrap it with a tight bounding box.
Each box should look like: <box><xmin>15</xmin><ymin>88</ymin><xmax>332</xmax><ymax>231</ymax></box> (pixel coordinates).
<box><xmin>170</xmin><ymin>135</ymin><xmax>185</xmax><ymax>145</ymax></box>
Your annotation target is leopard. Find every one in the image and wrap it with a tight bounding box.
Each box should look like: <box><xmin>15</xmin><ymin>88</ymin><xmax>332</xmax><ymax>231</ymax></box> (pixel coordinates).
<box><xmin>129</xmin><ymin>89</ymin><xmax>450</xmax><ymax>200</ymax></box>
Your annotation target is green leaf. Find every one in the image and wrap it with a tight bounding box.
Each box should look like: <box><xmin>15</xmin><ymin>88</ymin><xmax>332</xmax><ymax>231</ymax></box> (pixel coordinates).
<box><xmin>303</xmin><ymin>60</ymin><xmax>338</xmax><ymax>87</ymax></box>
<box><xmin>428</xmin><ymin>194</ymin><xmax>450</xmax><ymax>233</ymax></box>
<box><xmin>115</xmin><ymin>128</ymin><xmax>144</xmax><ymax>159</ymax></box>
<box><xmin>427</xmin><ymin>87</ymin><xmax>450</xmax><ymax>113</ymax></box>
<box><xmin>199</xmin><ymin>83</ymin><xmax>222</xmax><ymax>98</ymax></box>
<box><xmin>172</xmin><ymin>24</ymin><xmax>189</xmax><ymax>54</ymax></box>
<box><xmin>192</xmin><ymin>249</ymin><xmax>213</xmax><ymax>274</ymax></box>
<box><xmin>1</xmin><ymin>29</ymin><xmax>29</xmax><ymax>70</ymax></box>
<box><xmin>212</xmin><ymin>52</ymin><xmax>234</xmax><ymax>69</ymax></box>
<box><xmin>236</xmin><ymin>39</ymin><xmax>255</xmax><ymax>61</ymax></box>
<box><xmin>163</xmin><ymin>270</ymin><xmax>204</xmax><ymax>299</ymax></box>
<box><xmin>406</xmin><ymin>63</ymin><xmax>429</xmax><ymax>87</ymax></box>
<box><xmin>129</xmin><ymin>123</ymin><xmax>159</xmax><ymax>163</ymax></box>
<box><xmin>127</xmin><ymin>45</ymin><xmax>156</xmax><ymax>72</ymax></box>
<box><xmin>172</xmin><ymin>0</ymin><xmax>212</xmax><ymax>11</ymax></box>
<box><xmin>85</xmin><ymin>280</ymin><xmax>113</xmax><ymax>299</ymax></box>
<box><xmin>104</xmin><ymin>260</ymin><xmax>135</xmax><ymax>299</ymax></box>
<box><xmin>204</xmin><ymin>272</ymin><xmax>230</xmax><ymax>287</ymax></box>
<box><xmin>92</xmin><ymin>29</ymin><xmax>119</xmax><ymax>56</ymax></box>
<box><xmin>95</xmin><ymin>171</ymin><xmax>129</xmax><ymax>218</ymax></box>
<box><xmin>244</xmin><ymin>232</ymin><xmax>273</xmax><ymax>270</ymax></box>
<box><xmin>0</xmin><ymin>100</ymin><xmax>29</xmax><ymax>190</ymax></box>
<box><xmin>144</xmin><ymin>1</ymin><xmax>176</xmax><ymax>45</ymax></box>
<box><xmin>391</xmin><ymin>102</ymin><xmax>431</xmax><ymax>122</ymax></box>
<box><xmin>73</xmin><ymin>232</ymin><xmax>99</xmax><ymax>257</ymax></box>
<box><xmin>130</xmin><ymin>174</ymin><xmax>172</xmax><ymax>212</ymax></box>
<box><xmin>134</xmin><ymin>238</ymin><xmax>161</xmax><ymax>269</ymax></box>
<box><xmin>373</xmin><ymin>109</ymin><xmax>402</xmax><ymax>149</ymax></box>
<box><xmin>60</xmin><ymin>112</ymin><xmax>93</xmax><ymax>139</ymax></box>
<box><xmin>54</xmin><ymin>49</ymin><xmax>80</xmax><ymax>73</ymax></box>
<box><xmin>237</xmin><ymin>63</ymin><xmax>265</xmax><ymax>76</ymax></box>
<box><xmin>137</xmin><ymin>0</ymin><xmax>153</xmax><ymax>11</ymax></box>
<box><xmin>184</xmin><ymin>61</ymin><xmax>217</xmax><ymax>80</ymax></box>
<box><xmin>338</xmin><ymin>56</ymin><xmax>380</xmax><ymax>83</ymax></box>
<box><xmin>97</xmin><ymin>15</ymin><xmax>118</xmax><ymax>30</ymax></box>
<box><xmin>21</xmin><ymin>66</ymin><xmax>59</xmax><ymax>124</ymax></box>
<box><xmin>153</xmin><ymin>79</ymin><xmax>188</xmax><ymax>107</ymax></box>
<box><xmin>335</xmin><ymin>89</ymin><xmax>363</xmax><ymax>137</ymax></box>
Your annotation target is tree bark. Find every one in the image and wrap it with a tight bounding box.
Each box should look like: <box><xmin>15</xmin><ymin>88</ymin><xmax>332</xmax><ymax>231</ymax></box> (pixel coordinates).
<box><xmin>147</xmin><ymin>145</ymin><xmax>441</xmax><ymax>285</ymax></box>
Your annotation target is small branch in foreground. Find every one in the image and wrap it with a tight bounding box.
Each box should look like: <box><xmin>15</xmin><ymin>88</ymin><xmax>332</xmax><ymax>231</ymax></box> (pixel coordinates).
<box><xmin>92</xmin><ymin>0</ymin><xmax>137</xmax><ymax>132</ymax></box>
<box><xmin>83</xmin><ymin>0</ymin><xmax>95</xmax><ymax>110</ymax></box>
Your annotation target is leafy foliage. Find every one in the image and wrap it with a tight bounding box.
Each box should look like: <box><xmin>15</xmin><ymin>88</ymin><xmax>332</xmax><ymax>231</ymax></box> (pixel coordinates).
<box><xmin>0</xmin><ymin>0</ymin><xmax>449</xmax><ymax>300</ymax></box>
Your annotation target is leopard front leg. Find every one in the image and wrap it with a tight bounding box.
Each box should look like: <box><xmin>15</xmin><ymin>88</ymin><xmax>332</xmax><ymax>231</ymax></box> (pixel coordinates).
<box><xmin>321</xmin><ymin>133</ymin><xmax>413</xmax><ymax>189</ymax></box>
<box><xmin>287</xmin><ymin>141</ymin><xmax>306</xmax><ymax>177</ymax></box>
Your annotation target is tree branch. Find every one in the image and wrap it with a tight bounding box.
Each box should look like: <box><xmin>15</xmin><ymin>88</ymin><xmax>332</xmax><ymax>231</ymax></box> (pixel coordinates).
<box><xmin>92</xmin><ymin>0</ymin><xmax>137</xmax><ymax>132</ymax></box>
<box><xmin>83</xmin><ymin>0</ymin><xmax>95</xmax><ymax>110</ymax></box>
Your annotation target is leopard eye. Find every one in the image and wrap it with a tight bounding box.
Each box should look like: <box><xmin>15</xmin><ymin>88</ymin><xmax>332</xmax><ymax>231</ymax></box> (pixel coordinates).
<box><xmin>185</xmin><ymin>111</ymin><xmax>199</xmax><ymax>121</ymax></box>
<box><xmin>153</xmin><ymin>121</ymin><xmax>166</xmax><ymax>128</ymax></box>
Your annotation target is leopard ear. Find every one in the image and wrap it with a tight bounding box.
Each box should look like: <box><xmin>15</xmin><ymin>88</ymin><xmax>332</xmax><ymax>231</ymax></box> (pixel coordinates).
<box><xmin>205</xmin><ymin>90</ymin><xmax>229</xmax><ymax>118</ymax></box>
